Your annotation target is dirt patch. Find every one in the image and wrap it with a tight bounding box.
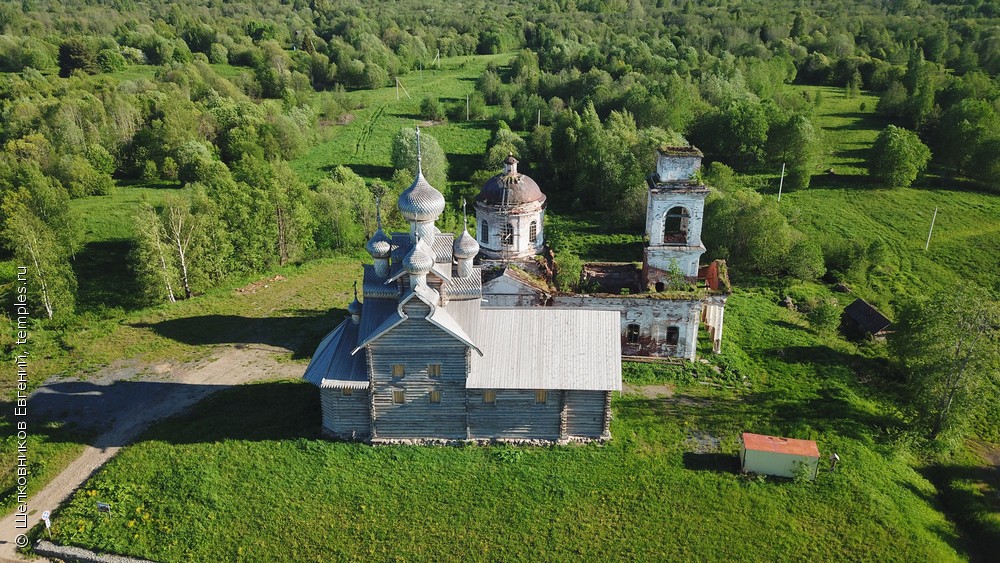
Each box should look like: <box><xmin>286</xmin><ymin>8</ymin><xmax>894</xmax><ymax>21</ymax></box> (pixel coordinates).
<box><xmin>970</xmin><ymin>439</ymin><xmax>1000</xmax><ymax>467</ymax></box>
<box><xmin>235</xmin><ymin>275</ymin><xmax>286</xmax><ymax>295</ymax></box>
<box><xmin>1</xmin><ymin>345</ymin><xmax>306</xmax><ymax>561</ymax></box>
<box><xmin>418</xmin><ymin>119</ymin><xmax>445</xmax><ymax>127</ymax></box>
<box><xmin>623</xmin><ymin>383</ymin><xmax>675</xmax><ymax>398</ymax></box>
<box><xmin>684</xmin><ymin>430</ymin><xmax>721</xmax><ymax>453</ymax></box>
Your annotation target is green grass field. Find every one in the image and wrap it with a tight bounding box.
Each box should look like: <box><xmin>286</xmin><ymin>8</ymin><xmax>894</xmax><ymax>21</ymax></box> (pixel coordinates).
<box><xmin>34</xmin><ymin>289</ymin><xmax>968</xmax><ymax>561</ymax></box>
<box><xmin>292</xmin><ymin>53</ymin><xmax>512</xmax><ymax>189</ymax></box>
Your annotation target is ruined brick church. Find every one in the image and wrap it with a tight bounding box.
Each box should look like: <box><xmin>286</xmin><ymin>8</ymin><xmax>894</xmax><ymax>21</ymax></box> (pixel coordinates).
<box><xmin>479</xmin><ymin>146</ymin><xmax>729</xmax><ymax>362</ymax></box>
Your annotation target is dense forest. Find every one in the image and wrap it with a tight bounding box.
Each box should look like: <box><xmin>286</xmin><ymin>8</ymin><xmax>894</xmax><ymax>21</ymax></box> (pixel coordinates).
<box><xmin>3</xmin><ymin>0</ymin><xmax>1000</xmax><ymax>317</ymax></box>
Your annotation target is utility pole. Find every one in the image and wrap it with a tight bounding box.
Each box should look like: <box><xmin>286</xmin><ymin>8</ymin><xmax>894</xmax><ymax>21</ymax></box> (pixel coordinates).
<box><xmin>777</xmin><ymin>162</ymin><xmax>786</xmax><ymax>202</ymax></box>
<box><xmin>466</xmin><ymin>95</ymin><xmax>470</xmax><ymax>121</ymax></box>
<box><xmin>925</xmin><ymin>207</ymin><xmax>938</xmax><ymax>251</ymax></box>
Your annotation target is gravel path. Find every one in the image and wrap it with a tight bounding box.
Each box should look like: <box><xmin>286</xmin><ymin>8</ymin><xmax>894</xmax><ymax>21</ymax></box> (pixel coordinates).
<box><xmin>0</xmin><ymin>345</ymin><xmax>305</xmax><ymax>562</ymax></box>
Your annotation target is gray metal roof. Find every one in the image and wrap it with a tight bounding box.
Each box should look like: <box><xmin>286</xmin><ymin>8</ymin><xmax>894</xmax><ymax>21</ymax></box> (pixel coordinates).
<box><xmin>302</xmin><ymin>319</ymin><xmax>368</xmax><ymax>388</ymax></box>
<box><xmin>468</xmin><ymin>309</ymin><xmax>621</xmax><ymax>391</ymax></box>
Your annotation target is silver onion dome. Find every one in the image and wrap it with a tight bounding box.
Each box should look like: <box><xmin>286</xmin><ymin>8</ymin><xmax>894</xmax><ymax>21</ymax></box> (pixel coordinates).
<box><xmin>403</xmin><ymin>241</ymin><xmax>434</xmax><ymax>275</ymax></box>
<box><xmin>453</xmin><ymin>228</ymin><xmax>479</xmax><ymax>260</ymax></box>
<box><xmin>366</xmin><ymin>227</ymin><xmax>392</xmax><ymax>259</ymax></box>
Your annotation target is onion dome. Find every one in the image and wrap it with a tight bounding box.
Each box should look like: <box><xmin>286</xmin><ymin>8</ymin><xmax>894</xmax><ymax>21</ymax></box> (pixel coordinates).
<box><xmin>366</xmin><ymin>227</ymin><xmax>391</xmax><ymax>259</ymax></box>
<box><xmin>453</xmin><ymin>229</ymin><xmax>479</xmax><ymax>260</ymax></box>
<box><xmin>403</xmin><ymin>241</ymin><xmax>434</xmax><ymax>275</ymax></box>
<box><xmin>477</xmin><ymin>155</ymin><xmax>546</xmax><ymax>206</ymax></box>
<box><xmin>454</xmin><ymin>200</ymin><xmax>479</xmax><ymax>260</ymax></box>
<box><xmin>347</xmin><ymin>296</ymin><xmax>363</xmax><ymax>316</ymax></box>
<box><xmin>398</xmin><ymin>172</ymin><xmax>446</xmax><ymax>222</ymax></box>
<box><xmin>397</xmin><ymin>127</ymin><xmax>446</xmax><ymax>222</ymax></box>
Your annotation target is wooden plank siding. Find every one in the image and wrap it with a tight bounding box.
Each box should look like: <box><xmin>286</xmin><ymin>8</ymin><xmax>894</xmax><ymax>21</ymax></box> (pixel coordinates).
<box><xmin>563</xmin><ymin>390</ymin><xmax>610</xmax><ymax>438</ymax></box>
<box><xmin>467</xmin><ymin>389</ymin><xmax>561</xmax><ymax>440</ymax></box>
<box><xmin>320</xmin><ymin>389</ymin><xmax>371</xmax><ymax>439</ymax></box>
<box><xmin>368</xmin><ymin>300</ymin><xmax>469</xmax><ymax>440</ymax></box>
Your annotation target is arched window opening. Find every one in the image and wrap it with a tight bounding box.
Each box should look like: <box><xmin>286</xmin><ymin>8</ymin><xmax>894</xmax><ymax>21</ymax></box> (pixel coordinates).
<box><xmin>663</xmin><ymin>206</ymin><xmax>690</xmax><ymax>244</ymax></box>
<box><xmin>529</xmin><ymin>221</ymin><xmax>538</xmax><ymax>244</ymax></box>
<box><xmin>666</xmin><ymin>326</ymin><xmax>680</xmax><ymax>346</ymax></box>
<box><xmin>501</xmin><ymin>223</ymin><xmax>514</xmax><ymax>246</ymax></box>
<box><xmin>626</xmin><ymin>323</ymin><xmax>640</xmax><ymax>344</ymax></box>
<box><xmin>480</xmin><ymin>221</ymin><xmax>489</xmax><ymax>243</ymax></box>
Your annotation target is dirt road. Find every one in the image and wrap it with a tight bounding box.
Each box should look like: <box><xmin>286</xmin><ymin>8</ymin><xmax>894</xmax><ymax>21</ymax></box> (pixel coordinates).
<box><xmin>0</xmin><ymin>344</ymin><xmax>305</xmax><ymax>562</ymax></box>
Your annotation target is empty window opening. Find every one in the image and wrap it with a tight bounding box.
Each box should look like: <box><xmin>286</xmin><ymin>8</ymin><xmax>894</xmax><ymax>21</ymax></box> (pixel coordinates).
<box><xmin>480</xmin><ymin>221</ymin><xmax>489</xmax><ymax>243</ymax></box>
<box><xmin>392</xmin><ymin>389</ymin><xmax>405</xmax><ymax>404</ymax></box>
<box><xmin>535</xmin><ymin>390</ymin><xmax>548</xmax><ymax>404</ymax></box>
<box><xmin>429</xmin><ymin>390</ymin><xmax>441</xmax><ymax>404</ymax></box>
<box><xmin>663</xmin><ymin>206</ymin><xmax>690</xmax><ymax>244</ymax></box>
<box><xmin>483</xmin><ymin>390</ymin><xmax>497</xmax><ymax>405</ymax></box>
<box><xmin>501</xmin><ymin>223</ymin><xmax>514</xmax><ymax>246</ymax></box>
<box><xmin>428</xmin><ymin>363</ymin><xmax>442</xmax><ymax>377</ymax></box>
<box><xmin>529</xmin><ymin>221</ymin><xmax>538</xmax><ymax>243</ymax></box>
<box><xmin>626</xmin><ymin>323</ymin><xmax>640</xmax><ymax>344</ymax></box>
<box><xmin>342</xmin><ymin>388</ymin><xmax>353</xmax><ymax>397</ymax></box>
<box><xmin>666</xmin><ymin>326</ymin><xmax>680</xmax><ymax>346</ymax></box>
<box><xmin>392</xmin><ymin>364</ymin><xmax>405</xmax><ymax>377</ymax></box>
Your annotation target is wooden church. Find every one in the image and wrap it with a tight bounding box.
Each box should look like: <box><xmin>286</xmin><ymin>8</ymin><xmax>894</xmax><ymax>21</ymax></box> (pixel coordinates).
<box><xmin>303</xmin><ymin>130</ymin><xmax>621</xmax><ymax>443</ymax></box>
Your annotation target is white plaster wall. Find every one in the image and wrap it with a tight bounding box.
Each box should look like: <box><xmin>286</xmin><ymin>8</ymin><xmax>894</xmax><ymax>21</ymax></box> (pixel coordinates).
<box><xmin>645</xmin><ymin>190</ymin><xmax>709</xmax><ymax>247</ymax></box>
<box><xmin>645</xmin><ymin>247</ymin><xmax>705</xmax><ymax>279</ymax></box>
<box><xmin>550</xmin><ymin>295</ymin><xmax>703</xmax><ymax>361</ymax></box>
<box><xmin>656</xmin><ymin>154</ymin><xmax>701</xmax><ymax>182</ymax></box>
<box><xmin>475</xmin><ymin>202</ymin><xmax>544</xmax><ymax>259</ymax></box>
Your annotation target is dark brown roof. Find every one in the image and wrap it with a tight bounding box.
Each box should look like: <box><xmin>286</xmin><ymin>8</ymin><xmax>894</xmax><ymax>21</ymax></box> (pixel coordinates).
<box><xmin>477</xmin><ymin>173</ymin><xmax>546</xmax><ymax>205</ymax></box>
<box><xmin>843</xmin><ymin>298</ymin><xmax>892</xmax><ymax>334</ymax></box>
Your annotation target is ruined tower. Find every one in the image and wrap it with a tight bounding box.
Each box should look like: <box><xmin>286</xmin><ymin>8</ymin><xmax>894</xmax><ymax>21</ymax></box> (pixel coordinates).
<box><xmin>642</xmin><ymin>147</ymin><xmax>709</xmax><ymax>291</ymax></box>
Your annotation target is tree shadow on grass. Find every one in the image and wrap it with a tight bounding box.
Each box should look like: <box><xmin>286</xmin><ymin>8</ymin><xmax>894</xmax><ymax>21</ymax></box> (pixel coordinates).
<box><xmin>328</xmin><ymin>163</ymin><xmax>394</xmax><ymax>181</ymax></box>
<box><xmin>0</xmin><ymin>381</ymin><xmax>321</xmax><ymax>470</ymax></box>
<box><xmin>917</xmin><ymin>464</ymin><xmax>1000</xmax><ymax>562</ymax></box>
<box><xmin>73</xmin><ymin>240</ymin><xmax>145</xmax><ymax>314</ymax></box>
<box><xmin>131</xmin><ymin>309</ymin><xmax>346</xmax><ymax>359</ymax></box>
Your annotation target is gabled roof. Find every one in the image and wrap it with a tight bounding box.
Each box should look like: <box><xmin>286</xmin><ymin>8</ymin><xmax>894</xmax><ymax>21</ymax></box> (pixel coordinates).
<box><xmin>481</xmin><ymin>265</ymin><xmax>552</xmax><ymax>295</ymax></box>
<box><xmin>467</xmin><ymin>308</ymin><xmax>621</xmax><ymax>391</ymax></box>
<box><xmin>352</xmin><ymin>284</ymin><xmax>481</xmax><ymax>356</ymax></box>
<box><xmin>742</xmin><ymin>433</ymin><xmax>819</xmax><ymax>458</ymax></box>
<box><xmin>843</xmin><ymin>298</ymin><xmax>892</xmax><ymax>334</ymax></box>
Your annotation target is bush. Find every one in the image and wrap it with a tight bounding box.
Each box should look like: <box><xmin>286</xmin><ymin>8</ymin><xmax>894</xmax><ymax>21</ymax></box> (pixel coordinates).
<box><xmin>419</xmin><ymin>96</ymin><xmax>446</xmax><ymax>121</ymax></box>
<box><xmin>553</xmin><ymin>249</ymin><xmax>582</xmax><ymax>292</ymax></box>
<box><xmin>96</xmin><ymin>48</ymin><xmax>127</xmax><ymax>72</ymax></box>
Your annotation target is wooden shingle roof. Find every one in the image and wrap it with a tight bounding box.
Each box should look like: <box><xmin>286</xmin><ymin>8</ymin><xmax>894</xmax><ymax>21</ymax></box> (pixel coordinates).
<box><xmin>843</xmin><ymin>298</ymin><xmax>892</xmax><ymax>335</ymax></box>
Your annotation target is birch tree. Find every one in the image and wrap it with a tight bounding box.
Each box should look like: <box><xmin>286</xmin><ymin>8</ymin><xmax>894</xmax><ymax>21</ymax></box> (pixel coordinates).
<box><xmin>130</xmin><ymin>201</ymin><xmax>177</xmax><ymax>304</ymax></box>
<box><xmin>163</xmin><ymin>195</ymin><xmax>198</xmax><ymax>299</ymax></box>
<box><xmin>1</xmin><ymin>191</ymin><xmax>77</xmax><ymax>318</ymax></box>
<box><xmin>891</xmin><ymin>287</ymin><xmax>1000</xmax><ymax>441</ymax></box>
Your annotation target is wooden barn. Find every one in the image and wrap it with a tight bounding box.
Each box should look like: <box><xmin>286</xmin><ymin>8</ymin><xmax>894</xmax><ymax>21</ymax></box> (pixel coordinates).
<box><xmin>740</xmin><ymin>432</ymin><xmax>820</xmax><ymax>480</ymax></box>
<box><xmin>304</xmin><ymin>133</ymin><xmax>621</xmax><ymax>444</ymax></box>
<box><xmin>841</xmin><ymin>298</ymin><xmax>892</xmax><ymax>340</ymax></box>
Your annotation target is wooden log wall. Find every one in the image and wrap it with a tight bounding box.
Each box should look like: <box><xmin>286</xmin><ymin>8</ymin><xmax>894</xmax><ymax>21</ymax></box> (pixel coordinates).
<box><xmin>320</xmin><ymin>389</ymin><xmax>371</xmax><ymax>438</ymax></box>
<box><xmin>467</xmin><ymin>389</ymin><xmax>561</xmax><ymax>439</ymax></box>
<box><xmin>563</xmin><ymin>390</ymin><xmax>609</xmax><ymax>438</ymax></box>
<box><xmin>368</xmin><ymin>300</ymin><xmax>469</xmax><ymax>439</ymax></box>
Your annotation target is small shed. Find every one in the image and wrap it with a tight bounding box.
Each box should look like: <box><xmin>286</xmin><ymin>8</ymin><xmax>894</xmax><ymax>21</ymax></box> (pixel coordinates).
<box><xmin>841</xmin><ymin>298</ymin><xmax>892</xmax><ymax>340</ymax></box>
<box><xmin>740</xmin><ymin>432</ymin><xmax>820</xmax><ymax>480</ymax></box>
